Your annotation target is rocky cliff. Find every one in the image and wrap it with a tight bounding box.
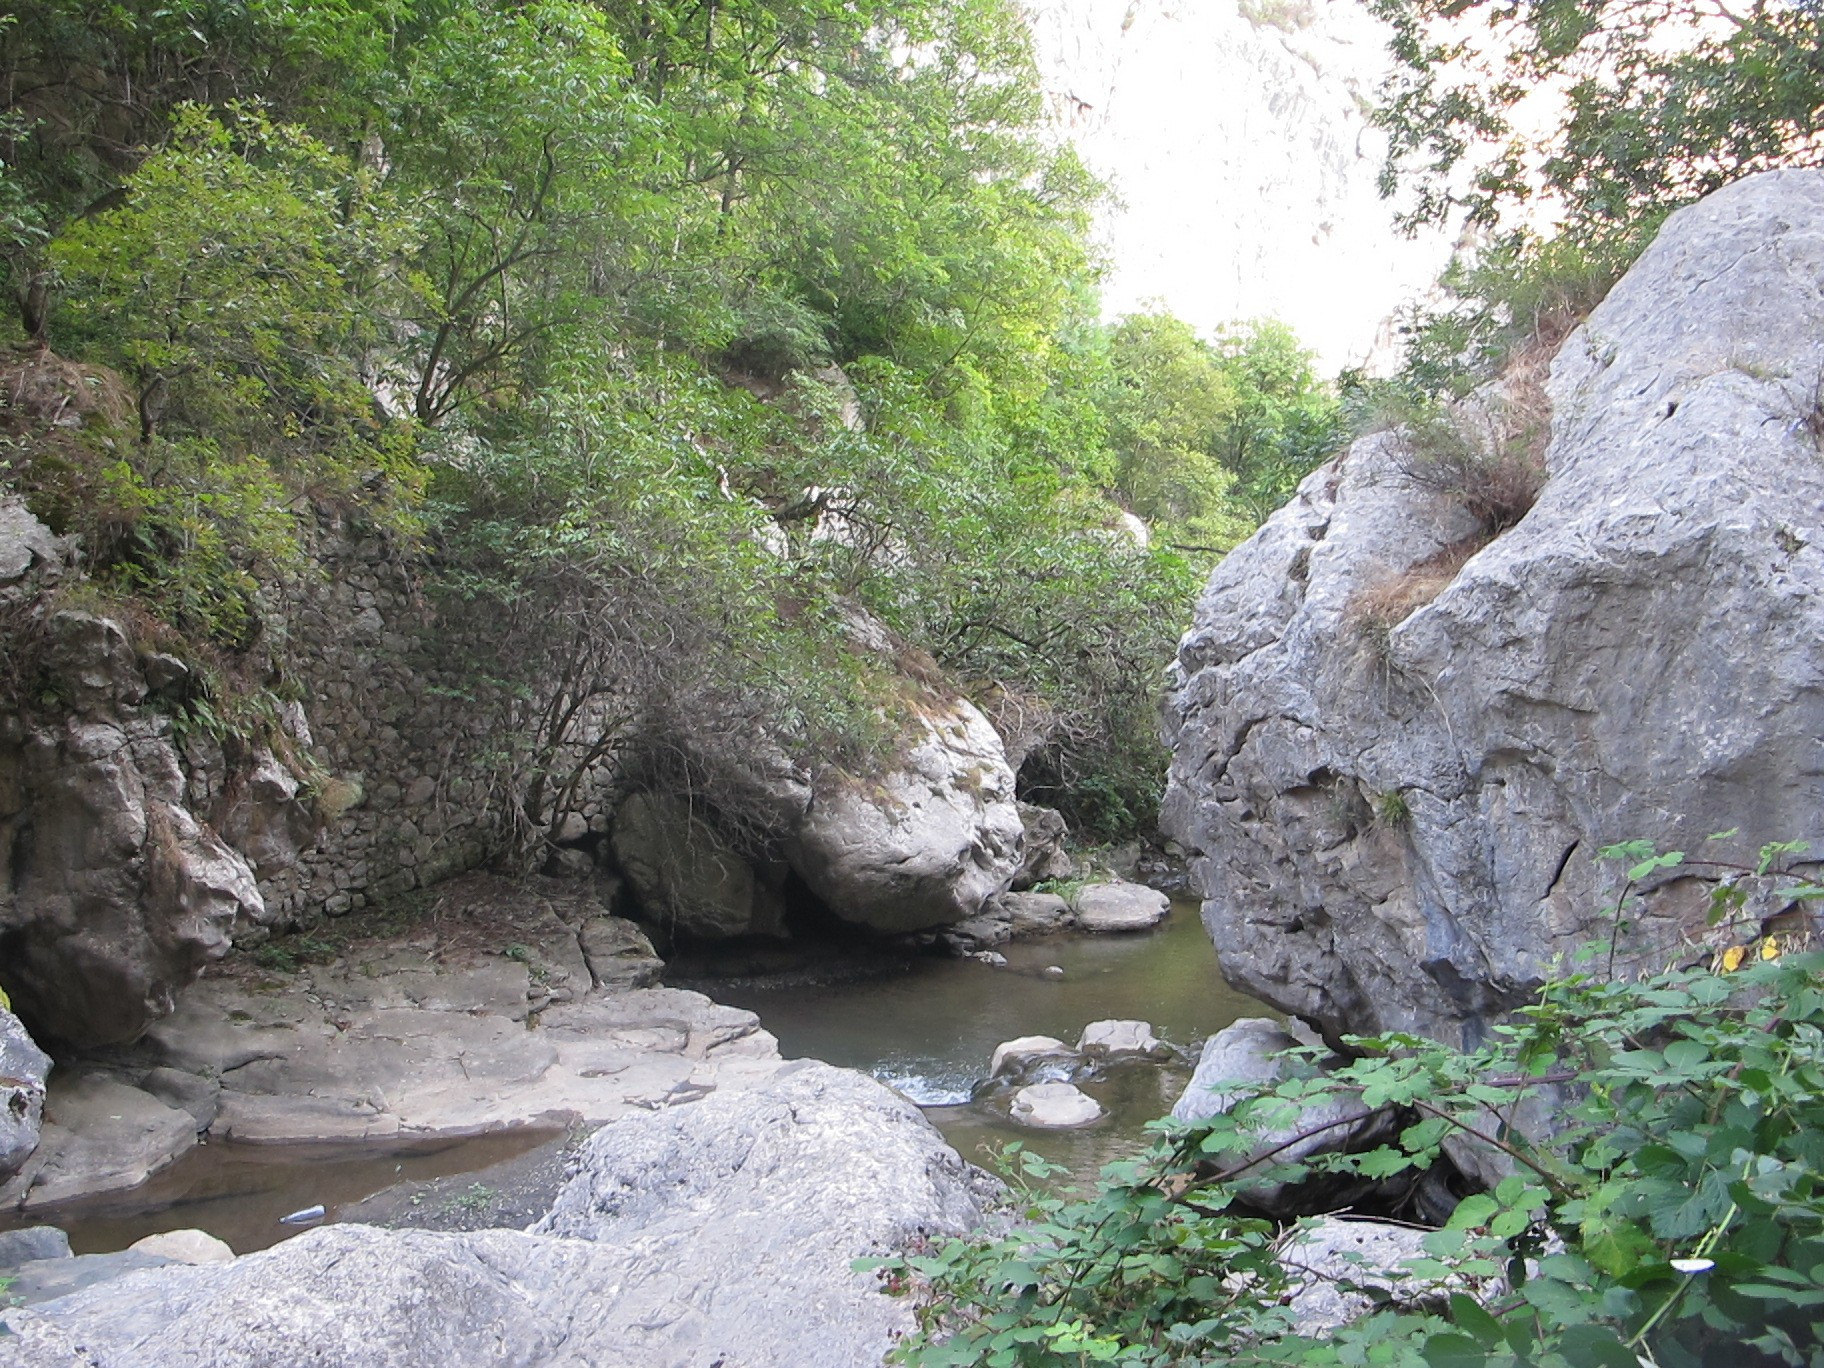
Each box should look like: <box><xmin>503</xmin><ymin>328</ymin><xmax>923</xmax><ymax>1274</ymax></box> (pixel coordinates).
<box><xmin>1162</xmin><ymin>169</ymin><xmax>1824</xmax><ymax>1047</ymax></box>
<box><xmin>1026</xmin><ymin>0</ymin><xmax>1453</xmax><ymax>369</ymax></box>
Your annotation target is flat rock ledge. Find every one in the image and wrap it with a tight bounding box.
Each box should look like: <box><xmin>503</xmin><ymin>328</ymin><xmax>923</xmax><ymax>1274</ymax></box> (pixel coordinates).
<box><xmin>0</xmin><ymin>1063</ymin><xmax>996</xmax><ymax>1368</ymax></box>
<box><xmin>2</xmin><ymin>878</ymin><xmax>782</xmax><ymax>1214</ymax></box>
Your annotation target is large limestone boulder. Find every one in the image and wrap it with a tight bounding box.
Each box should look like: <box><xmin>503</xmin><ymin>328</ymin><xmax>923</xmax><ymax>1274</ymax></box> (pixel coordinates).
<box><xmin>1163</xmin><ymin>169</ymin><xmax>1824</xmax><ymax>1048</ymax></box>
<box><xmin>0</xmin><ymin>613</ymin><xmax>267</xmax><ymax>1047</ymax></box>
<box><xmin>0</xmin><ymin>1062</ymin><xmax>993</xmax><ymax>1368</ymax></box>
<box><xmin>788</xmin><ymin>695</ymin><xmax>1024</xmax><ymax>932</ymax></box>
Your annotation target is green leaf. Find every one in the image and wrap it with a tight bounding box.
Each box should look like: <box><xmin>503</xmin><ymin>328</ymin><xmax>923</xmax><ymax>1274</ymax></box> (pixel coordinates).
<box><xmin>1448</xmin><ymin>1293</ymin><xmax>1504</xmax><ymax>1348</ymax></box>
<box><xmin>1421</xmin><ymin>1332</ymin><xmax>1487</xmax><ymax>1368</ymax></box>
<box><xmin>1557</xmin><ymin>1324</ymin><xmax>1641</xmax><ymax>1368</ymax></box>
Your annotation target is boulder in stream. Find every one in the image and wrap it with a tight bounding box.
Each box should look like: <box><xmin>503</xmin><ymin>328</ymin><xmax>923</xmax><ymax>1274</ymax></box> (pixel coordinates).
<box><xmin>1010</xmin><ymin>1081</ymin><xmax>1104</xmax><ymax>1128</ymax></box>
<box><xmin>1071</xmin><ymin>880</ymin><xmax>1170</xmax><ymax>932</ymax></box>
<box><xmin>989</xmin><ymin>1035</ymin><xmax>1072</xmax><ymax>1078</ymax></box>
<box><xmin>1078</xmin><ymin>1019</ymin><xmax>1163</xmax><ymax>1056</ymax></box>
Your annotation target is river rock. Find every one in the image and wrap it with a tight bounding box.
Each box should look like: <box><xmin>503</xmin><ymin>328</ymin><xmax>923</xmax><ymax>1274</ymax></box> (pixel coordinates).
<box><xmin>989</xmin><ymin>1035</ymin><xmax>1071</xmax><ymax>1078</ymax></box>
<box><xmin>788</xmin><ymin>695</ymin><xmax>1024</xmax><ymax>933</ymax></box>
<box><xmin>997</xmin><ymin>890</ymin><xmax>1074</xmax><ymax>934</ymax></box>
<box><xmin>1072</xmin><ymin>880</ymin><xmax>1170</xmax><ymax>932</ymax></box>
<box><xmin>1010</xmin><ymin>1081</ymin><xmax>1104</xmax><ymax>1128</ymax></box>
<box><xmin>0</xmin><ymin>611</ymin><xmax>268</xmax><ymax>1048</ymax></box>
<box><xmin>0</xmin><ymin>1225</ymin><xmax>69</xmax><ymax>1268</ymax></box>
<box><xmin>1162</xmin><ymin>169</ymin><xmax>1824</xmax><ymax>1048</ymax></box>
<box><xmin>1171</xmin><ymin>1018</ymin><xmax>1391</xmax><ymax>1215</ymax></box>
<box><xmin>611</xmin><ymin>791</ymin><xmax>787</xmax><ymax>941</ymax></box>
<box><xmin>4</xmin><ymin>1249</ymin><xmax>174</xmax><ymax>1310</ymax></box>
<box><xmin>130</xmin><ymin>1229</ymin><xmax>234</xmax><ymax>1264</ymax></box>
<box><xmin>1078</xmin><ymin>1019</ymin><xmax>1162</xmax><ymax>1055</ymax></box>
<box><xmin>0</xmin><ymin>1008</ymin><xmax>50</xmax><ymax>1178</ymax></box>
<box><xmin>0</xmin><ymin>1063</ymin><xmax>993</xmax><ymax>1368</ymax></box>
<box><xmin>1279</xmin><ymin>1217</ymin><xmax>1437</xmax><ymax>1331</ymax></box>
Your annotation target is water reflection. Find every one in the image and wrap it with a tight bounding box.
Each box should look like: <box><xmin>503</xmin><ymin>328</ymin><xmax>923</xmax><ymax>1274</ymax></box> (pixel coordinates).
<box><xmin>703</xmin><ymin>900</ymin><xmax>1268</xmax><ymax>1183</ymax></box>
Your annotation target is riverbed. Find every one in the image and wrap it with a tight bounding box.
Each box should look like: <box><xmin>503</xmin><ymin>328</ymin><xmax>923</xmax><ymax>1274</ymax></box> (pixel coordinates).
<box><xmin>698</xmin><ymin>901</ymin><xmax>1267</xmax><ymax>1180</ymax></box>
<box><xmin>13</xmin><ymin>900</ymin><xmax>1260</xmax><ymax>1253</ymax></box>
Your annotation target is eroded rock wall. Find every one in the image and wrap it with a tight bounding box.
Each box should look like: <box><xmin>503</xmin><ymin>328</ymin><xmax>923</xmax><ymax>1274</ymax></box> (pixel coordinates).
<box><xmin>1162</xmin><ymin>170</ymin><xmax>1824</xmax><ymax>1047</ymax></box>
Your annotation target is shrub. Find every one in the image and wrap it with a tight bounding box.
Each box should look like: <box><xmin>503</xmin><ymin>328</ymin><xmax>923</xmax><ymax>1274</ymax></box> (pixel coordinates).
<box><xmin>873</xmin><ymin>839</ymin><xmax>1824</xmax><ymax>1368</ymax></box>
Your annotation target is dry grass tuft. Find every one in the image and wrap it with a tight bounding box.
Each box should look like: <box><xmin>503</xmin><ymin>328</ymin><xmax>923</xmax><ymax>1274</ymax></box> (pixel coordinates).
<box><xmin>1348</xmin><ymin>532</ymin><xmax>1494</xmax><ymax>637</ymax></box>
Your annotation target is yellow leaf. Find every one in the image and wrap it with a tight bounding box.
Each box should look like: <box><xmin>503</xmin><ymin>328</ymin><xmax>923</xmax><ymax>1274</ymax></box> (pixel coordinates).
<box><xmin>1721</xmin><ymin>945</ymin><xmax>1747</xmax><ymax>972</ymax></box>
<box><xmin>1762</xmin><ymin>936</ymin><xmax>1780</xmax><ymax>961</ymax></box>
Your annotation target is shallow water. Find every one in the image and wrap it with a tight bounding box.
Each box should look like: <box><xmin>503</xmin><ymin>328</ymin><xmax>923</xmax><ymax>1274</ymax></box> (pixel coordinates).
<box><xmin>8</xmin><ymin>900</ymin><xmax>1260</xmax><ymax>1252</ymax></box>
<box><xmin>702</xmin><ymin>902</ymin><xmax>1269</xmax><ymax>1183</ymax></box>
<box><xmin>3</xmin><ymin>1127</ymin><xmax>561</xmax><ymax>1255</ymax></box>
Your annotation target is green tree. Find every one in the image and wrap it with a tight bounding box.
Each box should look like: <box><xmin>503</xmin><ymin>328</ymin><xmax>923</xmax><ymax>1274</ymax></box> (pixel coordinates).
<box><xmin>1370</xmin><ymin>0</ymin><xmax>1824</xmax><ymax>236</ymax></box>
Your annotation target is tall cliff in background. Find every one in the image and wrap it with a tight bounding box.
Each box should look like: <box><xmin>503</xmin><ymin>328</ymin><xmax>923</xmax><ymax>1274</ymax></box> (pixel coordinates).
<box><xmin>1026</xmin><ymin>0</ymin><xmax>1454</xmax><ymax>371</ymax></box>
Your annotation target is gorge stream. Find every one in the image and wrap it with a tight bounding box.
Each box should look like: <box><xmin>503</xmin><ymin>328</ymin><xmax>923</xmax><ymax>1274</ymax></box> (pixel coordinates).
<box><xmin>10</xmin><ymin>902</ymin><xmax>1261</xmax><ymax>1257</ymax></box>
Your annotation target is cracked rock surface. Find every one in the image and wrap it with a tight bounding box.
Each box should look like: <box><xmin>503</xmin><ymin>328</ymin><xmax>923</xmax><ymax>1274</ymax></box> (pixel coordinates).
<box><xmin>0</xmin><ymin>877</ymin><xmax>782</xmax><ymax>1212</ymax></box>
<box><xmin>1162</xmin><ymin>169</ymin><xmax>1824</xmax><ymax>1048</ymax></box>
<box><xmin>0</xmin><ymin>1063</ymin><xmax>993</xmax><ymax>1368</ymax></box>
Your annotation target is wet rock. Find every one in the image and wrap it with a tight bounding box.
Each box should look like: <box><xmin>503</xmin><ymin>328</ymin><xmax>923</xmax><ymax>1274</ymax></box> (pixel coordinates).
<box><xmin>0</xmin><ymin>1065</ymin><xmax>994</xmax><ymax>1368</ymax></box>
<box><xmin>989</xmin><ymin>1035</ymin><xmax>1071</xmax><ymax>1078</ymax></box>
<box><xmin>1078</xmin><ymin>1019</ymin><xmax>1162</xmax><ymax>1055</ymax></box>
<box><xmin>0</xmin><ymin>1225</ymin><xmax>69</xmax><ymax>1268</ymax></box>
<box><xmin>1011</xmin><ymin>1081</ymin><xmax>1104</xmax><ymax>1128</ymax></box>
<box><xmin>0</xmin><ymin>1008</ymin><xmax>51</xmax><ymax>1178</ymax></box>
<box><xmin>997</xmin><ymin>890</ymin><xmax>1074</xmax><ymax>935</ymax></box>
<box><xmin>941</xmin><ymin>908</ymin><xmax>1015</xmax><ymax>953</ymax></box>
<box><xmin>130</xmin><ymin>1229</ymin><xmax>234</xmax><ymax>1264</ymax></box>
<box><xmin>1011</xmin><ymin>802</ymin><xmax>1073</xmax><ymax>890</ymax></box>
<box><xmin>1162</xmin><ymin>170</ymin><xmax>1824</xmax><ymax>1047</ymax></box>
<box><xmin>0</xmin><ymin>1073</ymin><xmax>196</xmax><ymax>1211</ymax></box>
<box><xmin>1072</xmin><ymin>880</ymin><xmax>1170</xmax><ymax>932</ymax></box>
<box><xmin>611</xmin><ymin>791</ymin><xmax>786</xmax><ymax>941</ymax></box>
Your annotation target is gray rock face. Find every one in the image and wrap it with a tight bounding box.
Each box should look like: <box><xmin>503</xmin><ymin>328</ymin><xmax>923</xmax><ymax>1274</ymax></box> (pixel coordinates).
<box><xmin>1011</xmin><ymin>802</ymin><xmax>1073</xmax><ymax>889</ymax></box>
<box><xmin>789</xmin><ymin>695</ymin><xmax>1024</xmax><ymax>933</ymax></box>
<box><xmin>1163</xmin><ymin>169</ymin><xmax>1824</xmax><ymax>1048</ymax></box>
<box><xmin>611</xmin><ymin>791</ymin><xmax>787</xmax><ymax>940</ymax></box>
<box><xmin>0</xmin><ymin>498</ymin><xmax>63</xmax><ymax>589</ymax></box>
<box><xmin>0</xmin><ymin>1009</ymin><xmax>50</xmax><ymax>1177</ymax></box>
<box><xmin>997</xmin><ymin>890</ymin><xmax>1074</xmax><ymax>935</ymax></box>
<box><xmin>0</xmin><ymin>612</ymin><xmax>268</xmax><ymax>1047</ymax></box>
<box><xmin>0</xmin><ymin>1063</ymin><xmax>992</xmax><ymax>1368</ymax></box>
<box><xmin>0</xmin><ymin>1072</ymin><xmax>197</xmax><ymax>1211</ymax></box>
